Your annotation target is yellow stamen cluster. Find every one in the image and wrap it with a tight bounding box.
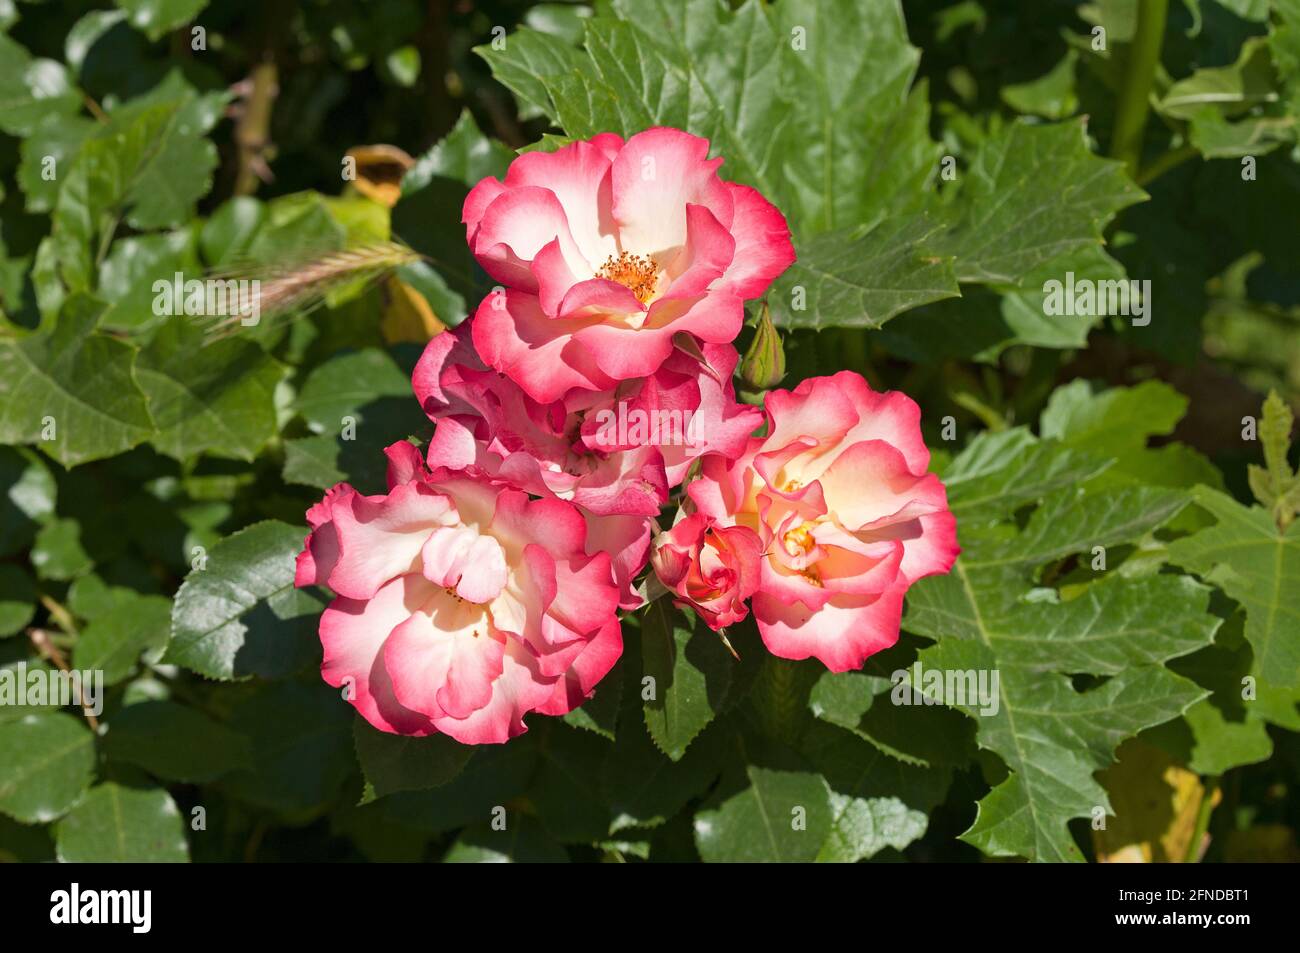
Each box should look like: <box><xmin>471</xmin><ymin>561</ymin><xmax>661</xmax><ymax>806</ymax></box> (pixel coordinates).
<box><xmin>597</xmin><ymin>252</ymin><xmax>658</xmax><ymax>303</ymax></box>
<box><xmin>783</xmin><ymin>523</ymin><xmax>816</xmax><ymax>556</ymax></box>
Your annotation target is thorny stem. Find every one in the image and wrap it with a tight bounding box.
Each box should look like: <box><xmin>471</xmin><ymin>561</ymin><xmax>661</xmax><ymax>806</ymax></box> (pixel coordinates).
<box><xmin>1109</xmin><ymin>0</ymin><xmax>1170</xmax><ymax>178</ymax></box>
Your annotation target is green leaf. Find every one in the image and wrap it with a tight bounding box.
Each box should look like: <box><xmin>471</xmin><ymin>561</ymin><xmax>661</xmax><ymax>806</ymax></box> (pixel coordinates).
<box><xmin>769</xmin><ymin>215</ymin><xmax>958</xmax><ymax>330</ymax></box>
<box><xmin>0</xmin><ymin>653</ymin><xmax>61</xmax><ymax>722</ymax></box>
<box><xmin>693</xmin><ymin>729</ymin><xmax>832</xmax><ymax>863</ymax></box>
<box><xmin>0</xmin><ymin>33</ymin><xmax>82</xmax><ymax>137</ymax></box>
<box><xmin>42</xmin><ymin>103</ymin><xmax>182</xmax><ymax>297</ymax></box>
<box><xmin>1159</xmin><ymin>36</ymin><xmax>1278</xmax><ymax>121</ymax></box>
<box><xmin>940</xmin><ymin>427</ymin><xmax>1112</xmax><ymax>525</ymax></box>
<box><xmin>284</xmin><ymin>349</ymin><xmax>430</xmax><ymax>492</ymax></box>
<box><xmin>935</xmin><ymin>119</ymin><xmax>1145</xmax><ymax>285</ymax></box>
<box><xmin>602</xmin><ymin>711</ymin><xmax>723</xmax><ymax>833</ymax></box>
<box><xmin>1038</xmin><ymin>379</ymin><xmax>1220</xmax><ymax>493</ymax></box>
<box><xmin>803</xmin><ymin>721</ymin><xmax>950</xmax><ymax>862</ymax></box>
<box><xmin>1001</xmin><ymin>50</ymin><xmax>1079</xmax><ymax>119</ymax></box>
<box><xmin>30</xmin><ymin>517</ymin><xmax>92</xmax><ymax>581</ymax></box>
<box><xmin>0</xmin><ymin>712</ymin><xmax>95</xmax><ymax>823</ymax></box>
<box><xmin>116</xmin><ymin>0</ymin><xmax>209</xmax><ymax>42</ymax></box>
<box><xmin>1247</xmin><ymin>389</ymin><xmax>1297</xmax><ymax>510</ymax></box>
<box><xmin>112</xmin><ymin>105</ymin><xmax>223</xmax><ymax>233</ymax></box>
<box><xmin>1146</xmin><ymin>629</ymin><xmax>1291</xmax><ymax>775</ymax></box>
<box><xmin>295</xmin><ymin>347</ymin><xmax>414</xmax><ymax>433</ymax></box>
<box><xmin>1168</xmin><ymin>486</ymin><xmax>1300</xmax><ymax>687</ymax></box>
<box><xmin>73</xmin><ymin>592</ymin><xmax>171</xmax><ymax>684</ymax></box>
<box><xmin>353</xmin><ymin>717</ymin><xmax>473</xmax><ymax>800</ymax></box>
<box><xmin>372</xmin><ymin>736</ymin><xmax>540</xmax><ymax>834</ymax></box>
<box><xmin>103</xmin><ymin>699</ymin><xmax>252</xmax><ymax>783</ymax></box>
<box><xmin>523</xmin><ymin>2</ymin><xmax>592</xmax><ymax>45</ymax></box>
<box><xmin>902</xmin><ymin>420</ymin><xmax>1216</xmax><ymax>862</ymax></box>
<box><xmin>0</xmin><ymin>813</ymin><xmax>55</xmax><ymax>862</ymax></box>
<box><xmin>1188</xmin><ymin>109</ymin><xmax>1294</xmax><ymax>158</ymax></box>
<box><xmin>0</xmin><ymin>447</ymin><xmax>56</xmax><ymax>558</ymax></box>
<box><xmin>68</xmin><ymin>573</ymin><xmax>140</xmax><ymax>619</ymax></box>
<box><xmin>330</xmin><ymin>799</ymin><xmax>432</xmax><ymax>862</ymax></box>
<box><xmin>1041</xmin><ymin>379</ymin><xmax>1187</xmax><ymax>459</ymax></box>
<box><xmin>17</xmin><ymin>114</ymin><xmax>95</xmax><ymax>214</ymax></box>
<box><xmin>283</xmin><ymin>435</ymin><xmax>358</xmax><ymax>490</ymax></box>
<box><xmin>640</xmin><ymin>601</ymin><xmax>737</xmax><ymax>760</ymax></box>
<box><xmin>282</xmin><ymin>431</ymin><xmax>416</xmax><ymax>494</ymax></box>
<box><xmin>483</xmin><ymin>0</ymin><xmax>933</xmax><ymax>227</ymax></box>
<box><xmin>223</xmin><ymin>682</ymin><xmax>354</xmax><ymax>818</ymax></box>
<box><xmin>913</xmin><ymin>572</ymin><xmax>1222</xmax><ymax>676</ymax></box>
<box><xmin>0</xmin><ymin>295</ymin><xmax>154</xmax><ymax>467</ymax></box>
<box><xmin>527</xmin><ymin>720</ymin><xmax>612</xmax><ymax>842</ymax></box>
<box><xmin>37</xmin><ymin>79</ymin><xmax>224</xmax><ymax>310</ymax></box>
<box><xmin>923</xmin><ymin>636</ymin><xmax>1205</xmax><ymax>862</ymax></box>
<box><xmin>167</xmin><ymin>520</ymin><xmax>325</xmax><ymax>680</ymax></box>
<box><xmin>808</xmin><ymin>666</ymin><xmax>974</xmax><ymax>769</ymax></box>
<box><xmin>136</xmin><ymin>321</ymin><xmax>286</xmax><ymax>462</ymax></box>
<box><xmin>994</xmin><ymin>246</ymin><xmax>1130</xmax><ymax>353</ymax></box>
<box><xmin>55</xmin><ymin>783</ymin><xmax>189</xmax><ymax>862</ymax></box>
<box><xmin>991</xmin><ymin>484</ymin><xmax>1191</xmax><ymax>569</ymax></box>
<box><xmin>200</xmin><ymin>197</ymin><xmax>266</xmax><ymax>265</ymax></box>
<box><xmin>95</xmin><ymin>228</ymin><xmax>200</xmax><ymax>332</ymax></box>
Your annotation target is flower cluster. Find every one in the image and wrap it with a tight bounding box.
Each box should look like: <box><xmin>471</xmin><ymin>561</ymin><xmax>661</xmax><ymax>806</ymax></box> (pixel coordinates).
<box><xmin>297</xmin><ymin>127</ymin><xmax>957</xmax><ymax>742</ymax></box>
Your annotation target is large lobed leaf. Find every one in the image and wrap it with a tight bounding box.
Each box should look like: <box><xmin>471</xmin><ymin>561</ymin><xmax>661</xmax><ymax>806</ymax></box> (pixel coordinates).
<box><xmin>904</xmin><ymin>426</ymin><xmax>1220</xmax><ymax>861</ymax></box>
<box><xmin>1169</xmin><ymin>487</ymin><xmax>1300</xmax><ymax>688</ymax></box>
<box><xmin>478</xmin><ymin>0</ymin><xmax>1143</xmax><ymax>332</ymax></box>
<box><xmin>0</xmin><ymin>295</ymin><xmax>154</xmax><ymax>467</ymax></box>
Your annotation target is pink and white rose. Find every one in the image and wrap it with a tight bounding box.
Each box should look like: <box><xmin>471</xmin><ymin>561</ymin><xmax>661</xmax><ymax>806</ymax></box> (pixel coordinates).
<box><xmin>688</xmin><ymin>372</ymin><xmax>959</xmax><ymax>672</ymax></box>
<box><xmin>412</xmin><ymin>325</ymin><xmax>760</xmax><ymax>607</ymax></box>
<box><xmin>650</xmin><ymin>513</ymin><xmax>762</xmax><ymax>630</ymax></box>
<box><xmin>295</xmin><ymin>444</ymin><xmax>622</xmax><ymax>744</ymax></box>
<box><xmin>463</xmin><ymin>127</ymin><xmax>795</xmax><ymax>402</ymax></box>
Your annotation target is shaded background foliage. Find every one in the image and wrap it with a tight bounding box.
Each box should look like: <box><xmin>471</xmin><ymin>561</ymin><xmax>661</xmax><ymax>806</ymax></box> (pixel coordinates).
<box><xmin>1</xmin><ymin>0</ymin><xmax>1299</xmax><ymax>862</ymax></box>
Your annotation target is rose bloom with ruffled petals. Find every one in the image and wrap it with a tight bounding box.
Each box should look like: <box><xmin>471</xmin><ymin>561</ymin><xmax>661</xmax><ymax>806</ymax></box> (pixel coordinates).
<box><xmin>412</xmin><ymin>324</ymin><xmax>760</xmax><ymax>607</ymax></box>
<box><xmin>688</xmin><ymin>372</ymin><xmax>959</xmax><ymax>672</ymax></box>
<box><xmin>651</xmin><ymin>513</ymin><xmax>762</xmax><ymax>630</ymax></box>
<box><xmin>295</xmin><ymin>443</ymin><xmax>621</xmax><ymax>743</ymax></box>
<box><xmin>463</xmin><ymin>127</ymin><xmax>795</xmax><ymax>402</ymax></box>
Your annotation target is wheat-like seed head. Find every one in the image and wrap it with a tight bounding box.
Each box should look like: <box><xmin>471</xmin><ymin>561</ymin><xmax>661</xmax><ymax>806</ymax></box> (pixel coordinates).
<box><xmin>200</xmin><ymin>240</ymin><xmax>422</xmax><ymax>341</ymax></box>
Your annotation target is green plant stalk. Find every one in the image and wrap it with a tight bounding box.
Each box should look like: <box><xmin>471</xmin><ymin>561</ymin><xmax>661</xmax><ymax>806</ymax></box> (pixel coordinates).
<box><xmin>1109</xmin><ymin>0</ymin><xmax>1170</xmax><ymax>177</ymax></box>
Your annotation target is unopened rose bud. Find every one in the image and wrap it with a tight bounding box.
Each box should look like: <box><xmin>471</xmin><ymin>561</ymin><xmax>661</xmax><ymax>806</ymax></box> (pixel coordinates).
<box><xmin>740</xmin><ymin>302</ymin><xmax>786</xmax><ymax>394</ymax></box>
